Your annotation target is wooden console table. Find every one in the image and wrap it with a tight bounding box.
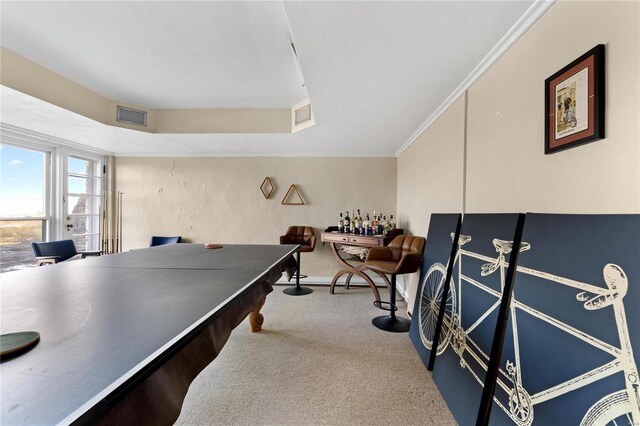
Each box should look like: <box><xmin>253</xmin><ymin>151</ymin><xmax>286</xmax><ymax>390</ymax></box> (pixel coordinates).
<box><xmin>321</xmin><ymin>229</ymin><xmax>403</xmax><ymax>303</ymax></box>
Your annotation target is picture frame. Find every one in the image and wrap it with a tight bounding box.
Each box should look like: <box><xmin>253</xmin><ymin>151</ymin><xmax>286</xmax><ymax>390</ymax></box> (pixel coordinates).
<box><xmin>545</xmin><ymin>44</ymin><xmax>605</xmax><ymax>154</ymax></box>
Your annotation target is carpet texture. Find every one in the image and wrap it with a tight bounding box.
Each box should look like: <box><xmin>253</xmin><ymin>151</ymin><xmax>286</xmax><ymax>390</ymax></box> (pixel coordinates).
<box><xmin>175</xmin><ymin>286</ymin><xmax>455</xmax><ymax>425</ymax></box>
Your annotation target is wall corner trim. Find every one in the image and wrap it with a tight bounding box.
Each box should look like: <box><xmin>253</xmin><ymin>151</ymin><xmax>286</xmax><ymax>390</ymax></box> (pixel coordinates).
<box><xmin>394</xmin><ymin>0</ymin><xmax>556</xmax><ymax>158</ymax></box>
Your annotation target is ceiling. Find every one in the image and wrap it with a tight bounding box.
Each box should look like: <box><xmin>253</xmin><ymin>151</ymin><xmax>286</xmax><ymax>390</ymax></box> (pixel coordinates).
<box><xmin>1</xmin><ymin>1</ymin><xmax>307</xmax><ymax>108</ymax></box>
<box><xmin>0</xmin><ymin>1</ymin><xmax>539</xmax><ymax>157</ymax></box>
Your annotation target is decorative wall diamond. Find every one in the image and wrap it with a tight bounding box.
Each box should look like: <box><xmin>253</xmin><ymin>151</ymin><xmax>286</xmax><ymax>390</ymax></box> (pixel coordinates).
<box><xmin>260</xmin><ymin>177</ymin><xmax>274</xmax><ymax>199</ymax></box>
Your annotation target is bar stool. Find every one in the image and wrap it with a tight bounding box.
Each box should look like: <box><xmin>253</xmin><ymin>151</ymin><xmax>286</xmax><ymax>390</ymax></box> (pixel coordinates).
<box><xmin>364</xmin><ymin>235</ymin><xmax>425</xmax><ymax>332</ymax></box>
<box><xmin>279</xmin><ymin>226</ymin><xmax>316</xmax><ymax>296</ymax></box>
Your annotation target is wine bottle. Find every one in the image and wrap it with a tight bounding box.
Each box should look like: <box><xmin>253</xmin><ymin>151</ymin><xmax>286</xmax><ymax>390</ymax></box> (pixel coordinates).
<box><xmin>338</xmin><ymin>212</ymin><xmax>344</xmax><ymax>232</ymax></box>
<box><xmin>344</xmin><ymin>210</ymin><xmax>350</xmax><ymax>234</ymax></box>
<box><xmin>389</xmin><ymin>214</ymin><xmax>396</xmax><ymax>230</ymax></box>
<box><xmin>355</xmin><ymin>209</ymin><xmax>362</xmax><ymax>234</ymax></box>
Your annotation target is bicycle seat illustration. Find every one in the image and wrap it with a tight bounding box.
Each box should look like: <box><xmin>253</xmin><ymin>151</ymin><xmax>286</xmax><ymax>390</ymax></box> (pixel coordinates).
<box><xmin>417</xmin><ymin>233</ymin><xmax>639</xmax><ymax>425</ymax></box>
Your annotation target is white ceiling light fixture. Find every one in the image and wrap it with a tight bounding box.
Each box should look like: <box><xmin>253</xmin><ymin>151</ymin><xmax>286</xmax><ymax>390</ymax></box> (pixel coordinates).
<box><xmin>290</xmin><ymin>42</ymin><xmax>306</xmax><ymax>88</ymax></box>
<box><xmin>282</xmin><ymin>1</ymin><xmax>307</xmax><ymax>90</ymax></box>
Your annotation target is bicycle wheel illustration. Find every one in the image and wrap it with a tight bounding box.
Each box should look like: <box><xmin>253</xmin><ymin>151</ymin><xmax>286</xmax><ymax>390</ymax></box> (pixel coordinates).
<box><xmin>580</xmin><ymin>390</ymin><xmax>635</xmax><ymax>426</ymax></box>
<box><xmin>508</xmin><ymin>386</ymin><xmax>534</xmax><ymax>426</ymax></box>
<box><xmin>419</xmin><ymin>262</ymin><xmax>457</xmax><ymax>355</ymax></box>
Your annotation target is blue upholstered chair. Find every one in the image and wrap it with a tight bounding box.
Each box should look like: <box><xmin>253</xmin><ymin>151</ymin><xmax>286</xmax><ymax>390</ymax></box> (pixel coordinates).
<box><xmin>149</xmin><ymin>236</ymin><xmax>182</xmax><ymax>247</ymax></box>
<box><xmin>31</xmin><ymin>239</ymin><xmax>102</xmax><ymax>266</ymax></box>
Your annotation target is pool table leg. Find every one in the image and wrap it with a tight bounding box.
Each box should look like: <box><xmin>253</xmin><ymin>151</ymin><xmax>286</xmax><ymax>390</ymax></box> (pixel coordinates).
<box><xmin>249</xmin><ymin>296</ymin><xmax>266</xmax><ymax>332</ymax></box>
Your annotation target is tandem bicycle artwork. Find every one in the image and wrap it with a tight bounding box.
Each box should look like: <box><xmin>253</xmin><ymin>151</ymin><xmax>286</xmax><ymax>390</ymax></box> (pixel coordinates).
<box><xmin>411</xmin><ymin>213</ymin><xmax>639</xmax><ymax>426</ymax></box>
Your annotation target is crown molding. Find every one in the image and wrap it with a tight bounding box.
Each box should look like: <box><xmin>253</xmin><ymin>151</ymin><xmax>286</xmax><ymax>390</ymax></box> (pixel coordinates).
<box><xmin>113</xmin><ymin>151</ymin><xmax>395</xmax><ymax>158</ymax></box>
<box><xmin>395</xmin><ymin>0</ymin><xmax>555</xmax><ymax>157</ymax></box>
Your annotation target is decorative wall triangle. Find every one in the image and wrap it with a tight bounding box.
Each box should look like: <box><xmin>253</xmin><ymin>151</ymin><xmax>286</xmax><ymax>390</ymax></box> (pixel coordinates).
<box><xmin>281</xmin><ymin>184</ymin><xmax>305</xmax><ymax>205</ymax></box>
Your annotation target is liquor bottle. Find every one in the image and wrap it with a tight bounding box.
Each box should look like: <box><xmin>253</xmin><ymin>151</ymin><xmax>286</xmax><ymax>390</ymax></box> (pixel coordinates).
<box><xmin>351</xmin><ymin>210</ymin><xmax>356</xmax><ymax>234</ymax></box>
<box><xmin>389</xmin><ymin>214</ymin><xmax>396</xmax><ymax>230</ymax></box>
<box><xmin>363</xmin><ymin>214</ymin><xmax>371</xmax><ymax>235</ymax></box>
<box><xmin>377</xmin><ymin>213</ymin><xmax>384</xmax><ymax>235</ymax></box>
<box><xmin>382</xmin><ymin>215</ymin><xmax>390</xmax><ymax>235</ymax></box>
<box><xmin>338</xmin><ymin>212</ymin><xmax>344</xmax><ymax>232</ymax></box>
<box><xmin>344</xmin><ymin>210</ymin><xmax>350</xmax><ymax>234</ymax></box>
<box><xmin>372</xmin><ymin>213</ymin><xmax>378</xmax><ymax>235</ymax></box>
<box><xmin>355</xmin><ymin>209</ymin><xmax>362</xmax><ymax>234</ymax></box>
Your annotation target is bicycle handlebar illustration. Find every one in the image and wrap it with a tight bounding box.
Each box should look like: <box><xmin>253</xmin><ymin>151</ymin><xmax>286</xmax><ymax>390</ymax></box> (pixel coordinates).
<box><xmin>418</xmin><ymin>233</ymin><xmax>639</xmax><ymax>426</ymax></box>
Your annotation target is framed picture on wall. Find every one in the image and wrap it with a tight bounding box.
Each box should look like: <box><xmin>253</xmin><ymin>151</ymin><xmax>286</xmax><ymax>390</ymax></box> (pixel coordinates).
<box><xmin>545</xmin><ymin>44</ymin><xmax>605</xmax><ymax>154</ymax></box>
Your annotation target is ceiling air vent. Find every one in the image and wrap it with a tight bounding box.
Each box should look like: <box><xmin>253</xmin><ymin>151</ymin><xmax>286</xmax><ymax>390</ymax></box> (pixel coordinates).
<box><xmin>294</xmin><ymin>104</ymin><xmax>312</xmax><ymax>126</ymax></box>
<box><xmin>117</xmin><ymin>106</ymin><xmax>147</xmax><ymax>127</ymax></box>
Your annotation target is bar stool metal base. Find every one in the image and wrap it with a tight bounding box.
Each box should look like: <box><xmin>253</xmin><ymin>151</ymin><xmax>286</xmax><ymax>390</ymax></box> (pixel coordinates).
<box><xmin>371</xmin><ymin>273</ymin><xmax>409</xmax><ymax>332</ymax></box>
<box><xmin>372</xmin><ymin>315</ymin><xmax>411</xmax><ymax>332</ymax></box>
<box><xmin>283</xmin><ymin>286</ymin><xmax>313</xmax><ymax>296</ymax></box>
<box><xmin>283</xmin><ymin>250</ymin><xmax>312</xmax><ymax>296</ymax></box>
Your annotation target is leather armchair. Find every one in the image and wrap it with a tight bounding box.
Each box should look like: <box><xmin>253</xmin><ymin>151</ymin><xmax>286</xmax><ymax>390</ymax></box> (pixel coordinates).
<box><xmin>279</xmin><ymin>226</ymin><xmax>316</xmax><ymax>253</ymax></box>
<box><xmin>365</xmin><ymin>235</ymin><xmax>425</xmax><ymax>332</ymax></box>
<box><xmin>365</xmin><ymin>236</ymin><xmax>425</xmax><ymax>276</ymax></box>
<box><xmin>279</xmin><ymin>226</ymin><xmax>316</xmax><ymax>296</ymax></box>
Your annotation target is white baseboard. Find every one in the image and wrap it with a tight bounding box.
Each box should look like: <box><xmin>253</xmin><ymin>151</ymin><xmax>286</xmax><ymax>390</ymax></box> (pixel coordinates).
<box><xmin>396</xmin><ymin>285</ymin><xmax>410</xmax><ymax>303</ymax></box>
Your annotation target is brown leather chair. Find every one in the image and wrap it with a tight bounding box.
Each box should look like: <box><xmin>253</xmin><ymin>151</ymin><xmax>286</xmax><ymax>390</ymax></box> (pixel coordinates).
<box><xmin>279</xmin><ymin>226</ymin><xmax>316</xmax><ymax>296</ymax></box>
<box><xmin>364</xmin><ymin>235</ymin><xmax>425</xmax><ymax>332</ymax></box>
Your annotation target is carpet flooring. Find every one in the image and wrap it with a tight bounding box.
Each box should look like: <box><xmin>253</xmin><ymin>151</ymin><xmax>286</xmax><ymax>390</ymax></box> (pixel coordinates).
<box><xmin>175</xmin><ymin>285</ymin><xmax>455</xmax><ymax>425</ymax></box>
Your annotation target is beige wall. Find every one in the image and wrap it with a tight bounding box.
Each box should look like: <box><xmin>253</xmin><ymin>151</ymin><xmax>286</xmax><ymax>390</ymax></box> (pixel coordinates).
<box><xmin>115</xmin><ymin>157</ymin><xmax>397</xmax><ymax>277</ymax></box>
<box><xmin>397</xmin><ymin>96</ymin><xmax>466</xmax><ymax>304</ymax></box>
<box><xmin>466</xmin><ymin>0</ymin><xmax>639</xmax><ymax>213</ymax></box>
<box><xmin>397</xmin><ymin>1</ymin><xmax>640</xmax><ymax>310</ymax></box>
<box><xmin>397</xmin><ymin>96</ymin><xmax>466</xmax><ymax>237</ymax></box>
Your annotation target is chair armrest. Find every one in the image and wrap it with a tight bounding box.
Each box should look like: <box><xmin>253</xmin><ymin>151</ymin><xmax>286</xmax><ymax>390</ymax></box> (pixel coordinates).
<box><xmin>79</xmin><ymin>251</ymin><xmax>102</xmax><ymax>258</ymax></box>
<box><xmin>280</xmin><ymin>235</ymin><xmax>292</xmax><ymax>244</ymax></box>
<box><xmin>308</xmin><ymin>235</ymin><xmax>316</xmax><ymax>250</ymax></box>
<box><xmin>366</xmin><ymin>247</ymin><xmax>393</xmax><ymax>262</ymax></box>
<box><xmin>396</xmin><ymin>252</ymin><xmax>423</xmax><ymax>275</ymax></box>
<box><xmin>36</xmin><ymin>256</ymin><xmax>59</xmax><ymax>266</ymax></box>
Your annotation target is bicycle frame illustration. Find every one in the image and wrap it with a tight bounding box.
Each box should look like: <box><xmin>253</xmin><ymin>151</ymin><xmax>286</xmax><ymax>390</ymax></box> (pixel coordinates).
<box><xmin>418</xmin><ymin>233</ymin><xmax>640</xmax><ymax>426</ymax></box>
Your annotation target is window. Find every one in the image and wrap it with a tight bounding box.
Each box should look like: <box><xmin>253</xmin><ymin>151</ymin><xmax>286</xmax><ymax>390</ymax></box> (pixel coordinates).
<box><xmin>65</xmin><ymin>155</ymin><xmax>103</xmax><ymax>251</ymax></box>
<box><xmin>0</xmin><ymin>144</ymin><xmax>51</xmax><ymax>272</ymax></box>
<box><xmin>0</xmin><ymin>129</ymin><xmax>106</xmax><ymax>273</ymax></box>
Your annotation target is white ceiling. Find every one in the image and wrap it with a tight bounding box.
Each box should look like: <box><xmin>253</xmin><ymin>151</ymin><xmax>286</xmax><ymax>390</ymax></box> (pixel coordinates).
<box><xmin>0</xmin><ymin>1</ymin><xmax>539</xmax><ymax>157</ymax></box>
<box><xmin>1</xmin><ymin>1</ymin><xmax>307</xmax><ymax>108</ymax></box>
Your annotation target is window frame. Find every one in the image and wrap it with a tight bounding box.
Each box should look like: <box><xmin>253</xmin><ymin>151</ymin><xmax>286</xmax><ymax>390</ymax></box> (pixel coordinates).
<box><xmin>1</xmin><ymin>124</ymin><xmax>111</xmax><ymax>271</ymax></box>
<box><xmin>63</xmin><ymin>149</ymin><xmax>105</xmax><ymax>251</ymax></box>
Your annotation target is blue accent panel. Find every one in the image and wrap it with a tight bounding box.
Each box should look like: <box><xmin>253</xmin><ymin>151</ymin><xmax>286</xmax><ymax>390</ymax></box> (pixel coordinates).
<box><xmin>411</xmin><ymin>213</ymin><xmax>640</xmax><ymax>426</ymax></box>
<box><xmin>409</xmin><ymin>213</ymin><xmax>461</xmax><ymax>367</ymax></box>
<box><xmin>489</xmin><ymin>214</ymin><xmax>640</xmax><ymax>425</ymax></box>
<box><xmin>430</xmin><ymin>213</ymin><xmax>521</xmax><ymax>425</ymax></box>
